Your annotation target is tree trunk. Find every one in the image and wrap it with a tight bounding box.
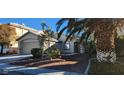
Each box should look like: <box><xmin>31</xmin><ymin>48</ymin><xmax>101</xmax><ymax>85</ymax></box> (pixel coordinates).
<box><xmin>96</xmin><ymin>29</ymin><xmax>116</xmax><ymax>63</ymax></box>
<box><xmin>0</xmin><ymin>43</ymin><xmax>4</xmax><ymax>54</ymax></box>
<box><xmin>96</xmin><ymin>50</ymin><xmax>116</xmax><ymax>63</ymax></box>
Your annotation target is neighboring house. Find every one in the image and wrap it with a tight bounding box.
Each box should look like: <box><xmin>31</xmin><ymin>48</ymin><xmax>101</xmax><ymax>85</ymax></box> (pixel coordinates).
<box><xmin>17</xmin><ymin>31</ymin><xmax>57</xmax><ymax>54</ymax></box>
<box><xmin>0</xmin><ymin>23</ymin><xmax>40</xmax><ymax>54</ymax></box>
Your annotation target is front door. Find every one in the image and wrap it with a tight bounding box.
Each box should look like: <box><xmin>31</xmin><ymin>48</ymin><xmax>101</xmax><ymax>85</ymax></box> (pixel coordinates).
<box><xmin>74</xmin><ymin>42</ymin><xmax>79</xmax><ymax>53</ymax></box>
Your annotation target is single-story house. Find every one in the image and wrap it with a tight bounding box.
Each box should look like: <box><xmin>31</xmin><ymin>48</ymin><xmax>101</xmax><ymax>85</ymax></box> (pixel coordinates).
<box><xmin>17</xmin><ymin>30</ymin><xmax>85</xmax><ymax>54</ymax></box>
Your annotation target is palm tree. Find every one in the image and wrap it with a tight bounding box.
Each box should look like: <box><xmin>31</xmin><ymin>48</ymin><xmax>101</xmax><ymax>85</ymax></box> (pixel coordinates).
<box><xmin>0</xmin><ymin>24</ymin><xmax>17</xmax><ymax>54</ymax></box>
<box><xmin>56</xmin><ymin>18</ymin><xmax>124</xmax><ymax>63</ymax></box>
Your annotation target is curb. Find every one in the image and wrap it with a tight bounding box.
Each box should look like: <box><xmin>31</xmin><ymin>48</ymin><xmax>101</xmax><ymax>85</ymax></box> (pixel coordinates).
<box><xmin>84</xmin><ymin>59</ymin><xmax>91</xmax><ymax>75</ymax></box>
<box><xmin>84</xmin><ymin>58</ymin><xmax>96</xmax><ymax>75</ymax></box>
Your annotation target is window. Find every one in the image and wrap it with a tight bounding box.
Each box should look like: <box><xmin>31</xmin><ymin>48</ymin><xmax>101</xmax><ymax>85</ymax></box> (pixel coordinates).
<box><xmin>56</xmin><ymin>41</ymin><xmax>63</xmax><ymax>49</ymax></box>
<box><xmin>64</xmin><ymin>42</ymin><xmax>70</xmax><ymax>50</ymax></box>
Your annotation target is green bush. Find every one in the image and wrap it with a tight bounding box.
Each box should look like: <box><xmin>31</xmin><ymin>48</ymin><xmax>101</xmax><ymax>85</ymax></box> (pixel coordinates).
<box><xmin>45</xmin><ymin>46</ymin><xmax>60</xmax><ymax>58</ymax></box>
<box><xmin>88</xmin><ymin>59</ymin><xmax>124</xmax><ymax>75</ymax></box>
<box><xmin>31</xmin><ymin>48</ymin><xmax>43</xmax><ymax>58</ymax></box>
<box><xmin>115</xmin><ymin>36</ymin><xmax>124</xmax><ymax>57</ymax></box>
<box><xmin>83</xmin><ymin>40</ymin><xmax>96</xmax><ymax>57</ymax></box>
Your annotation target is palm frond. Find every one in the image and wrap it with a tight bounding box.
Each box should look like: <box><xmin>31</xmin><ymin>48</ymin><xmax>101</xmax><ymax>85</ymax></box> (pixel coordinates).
<box><xmin>79</xmin><ymin>32</ymin><xmax>87</xmax><ymax>43</ymax></box>
<box><xmin>65</xmin><ymin>29</ymin><xmax>76</xmax><ymax>43</ymax></box>
<box><xmin>58</xmin><ymin>26</ymin><xmax>68</xmax><ymax>39</ymax></box>
<box><xmin>56</xmin><ymin>18</ymin><xmax>124</xmax><ymax>47</ymax></box>
<box><xmin>56</xmin><ymin>18</ymin><xmax>68</xmax><ymax>31</ymax></box>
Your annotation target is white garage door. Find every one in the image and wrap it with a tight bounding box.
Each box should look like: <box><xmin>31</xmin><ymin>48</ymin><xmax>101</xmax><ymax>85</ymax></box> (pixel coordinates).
<box><xmin>21</xmin><ymin>41</ymin><xmax>40</xmax><ymax>54</ymax></box>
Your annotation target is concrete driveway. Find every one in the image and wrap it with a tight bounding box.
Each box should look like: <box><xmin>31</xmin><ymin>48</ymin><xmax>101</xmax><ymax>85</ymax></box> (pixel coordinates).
<box><xmin>0</xmin><ymin>54</ymin><xmax>32</xmax><ymax>63</ymax></box>
<box><xmin>0</xmin><ymin>54</ymin><xmax>82</xmax><ymax>75</ymax></box>
<box><xmin>0</xmin><ymin>64</ymin><xmax>79</xmax><ymax>75</ymax></box>
<box><xmin>0</xmin><ymin>55</ymin><xmax>79</xmax><ymax>75</ymax></box>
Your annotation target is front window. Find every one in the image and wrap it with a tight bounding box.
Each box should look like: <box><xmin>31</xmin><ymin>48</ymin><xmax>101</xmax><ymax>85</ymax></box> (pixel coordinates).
<box><xmin>64</xmin><ymin>42</ymin><xmax>70</xmax><ymax>50</ymax></box>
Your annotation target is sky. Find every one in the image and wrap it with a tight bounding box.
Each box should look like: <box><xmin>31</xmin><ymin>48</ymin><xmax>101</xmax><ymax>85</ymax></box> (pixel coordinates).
<box><xmin>0</xmin><ymin>18</ymin><xmax>61</xmax><ymax>31</ymax></box>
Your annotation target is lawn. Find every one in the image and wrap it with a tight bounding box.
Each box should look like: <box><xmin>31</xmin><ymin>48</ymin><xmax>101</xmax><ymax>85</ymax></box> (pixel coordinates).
<box><xmin>88</xmin><ymin>57</ymin><xmax>124</xmax><ymax>75</ymax></box>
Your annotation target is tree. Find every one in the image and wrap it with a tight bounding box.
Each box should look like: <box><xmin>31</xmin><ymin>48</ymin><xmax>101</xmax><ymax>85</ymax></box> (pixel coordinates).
<box><xmin>40</xmin><ymin>22</ymin><xmax>55</xmax><ymax>58</ymax></box>
<box><xmin>0</xmin><ymin>24</ymin><xmax>17</xmax><ymax>54</ymax></box>
<box><xmin>43</xmin><ymin>27</ymin><xmax>54</xmax><ymax>50</ymax></box>
<box><xmin>56</xmin><ymin>18</ymin><xmax>124</xmax><ymax>63</ymax></box>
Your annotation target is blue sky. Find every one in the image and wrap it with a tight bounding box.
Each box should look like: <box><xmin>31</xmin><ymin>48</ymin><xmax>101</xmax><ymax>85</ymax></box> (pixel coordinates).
<box><xmin>0</xmin><ymin>18</ymin><xmax>61</xmax><ymax>31</ymax></box>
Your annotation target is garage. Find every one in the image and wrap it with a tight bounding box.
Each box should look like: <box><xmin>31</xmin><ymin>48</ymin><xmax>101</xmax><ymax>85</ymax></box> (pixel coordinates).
<box><xmin>20</xmin><ymin>40</ymin><xmax>40</xmax><ymax>54</ymax></box>
<box><xmin>17</xmin><ymin>31</ymin><xmax>42</xmax><ymax>54</ymax></box>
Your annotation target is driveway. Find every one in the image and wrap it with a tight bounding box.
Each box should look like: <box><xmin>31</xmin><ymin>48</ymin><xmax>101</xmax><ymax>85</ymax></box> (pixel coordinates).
<box><xmin>0</xmin><ymin>54</ymin><xmax>32</xmax><ymax>63</ymax></box>
<box><xmin>0</xmin><ymin>54</ymin><xmax>89</xmax><ymax>75</ymax></box>
<box><xmin>0</xmin><ymin>64</ymin><xmax>79</xmax><ymax>75</ymax></box>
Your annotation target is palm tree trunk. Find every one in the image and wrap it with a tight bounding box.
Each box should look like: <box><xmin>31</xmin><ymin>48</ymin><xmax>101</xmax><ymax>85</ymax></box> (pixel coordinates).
<box><xmin>96</xmin><ymin>30</ymin><xmax>116</xmax><ymax>63</ymax></box>
<box><xmin>96</xmin><ymin>50</ymin><xmax>116</xmax><ymax>63</ymax></box>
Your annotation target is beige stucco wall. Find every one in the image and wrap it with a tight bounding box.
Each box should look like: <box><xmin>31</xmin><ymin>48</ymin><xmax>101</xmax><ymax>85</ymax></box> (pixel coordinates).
<box><xmin>43</xmin><ymin>40</ymin><xmax>56</xmax><ymax>51</ymax></box>
<box><xmin>10</xmin><ymin>26</ymin><xmax>28</xmax><ymax>48</ymax></box>
<box><xmin>18</xmin><ymin>33</ymin><xmax>39</xmax><ymax>42</ymax></box>
<box><xmin>15</xmin><ymin>27</ymin><xmax>28</xmax><ymax>37</ymax></box>
<box><xmin>18</xmin><ymin>32</ymin><xmax>57</xmax><ymax>54</ymax></box>
<box><xmin>18</xmin><ymin>33</ymin><xmax>40</xmax><ymax>54</ymax></box>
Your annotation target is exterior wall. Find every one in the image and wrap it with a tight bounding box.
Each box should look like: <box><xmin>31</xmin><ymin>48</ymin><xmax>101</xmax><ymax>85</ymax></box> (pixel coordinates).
<box><xmin>58</xmin><ymin>34</ymin><xmax>72</xmax><ymax>53</ymax></box>
<box><xmin>0</xmin><ymin>44</ymin><xmax>9</xmax><ymax>54</ymax></box>
<box><xmin>18</xmin><ymin>33</ymin><xmax>39</xmax><ymax>41</ymax></box>
<box><xmin>54</xmin><ymin>33</ymin><xmax>85</xmax><ymax>54</ymax></box>
<box><xmin>18</xmin><ymin>32</ymin><xmax>85</xmax><ymax>54</ymax></box>
<box><xmin>80</xmin><ymin>43</ymin><xmax>85</xmax><ymax>53</ymax></box>
<box><xmin>43</xmin><ymin>40</ymin><xmax>56</xmax><ymax>51</ymax></box>
<box><xmin>15</xmin><ymin>27</ymin><xmax>28</xmax><ymax>37</ymax></box>
<box><xmin>69</xmin><ymin>41</ymin><xmax>75</xmax><ymax>53</ymax></box>
<box><xmin>18</xmin><ymin>33</ymin><xmax>40</xmax><ymax>54</ymax></box>
<box><xmin>58</xmin><ymin>34</ymin><xmax>77</xmax><ymax>53</ymax></box>
<box><xmin>10</xmin><ymin>27</ymin><xmax>28</xmax><ymax>48</ymax></box>
<box><xmin>18</xmin><ymin>32</ymin><xmax>57</xmax><ymax>54</ymax></box>
<box><xmin>0</xmin><ymin>25</ymin><xmax>29</xmax><ymax>54</ymax></box>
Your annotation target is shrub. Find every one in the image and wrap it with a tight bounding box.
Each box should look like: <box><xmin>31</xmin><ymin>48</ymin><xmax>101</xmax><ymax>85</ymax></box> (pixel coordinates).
<box><xmin>45</xmin><ymin>46</ymin><xmax>60</xmax><ymax>59</ymax></box>
<box><xmin>31</xmin><ymin>48</ymin><xmax>43</xmax><ymax>58</ymax></box>
<box><xmin>88</xmin><ymin>61</ymin><xmax>124</xmax><ymax>75</ymax></box>
<box><xmin>49</xmin><ymin>49</ymin><xmax>60</xmax><ymax>58</ymax></box>
<box><xmin>83</xmin><ymin>40</ymin><xmax>96</xmax><ymax>57</ymax></box>
<box><xmin>115</xmin><ymin>36</ymin><xmax>124</xmax><ymax>57</ymax></box>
